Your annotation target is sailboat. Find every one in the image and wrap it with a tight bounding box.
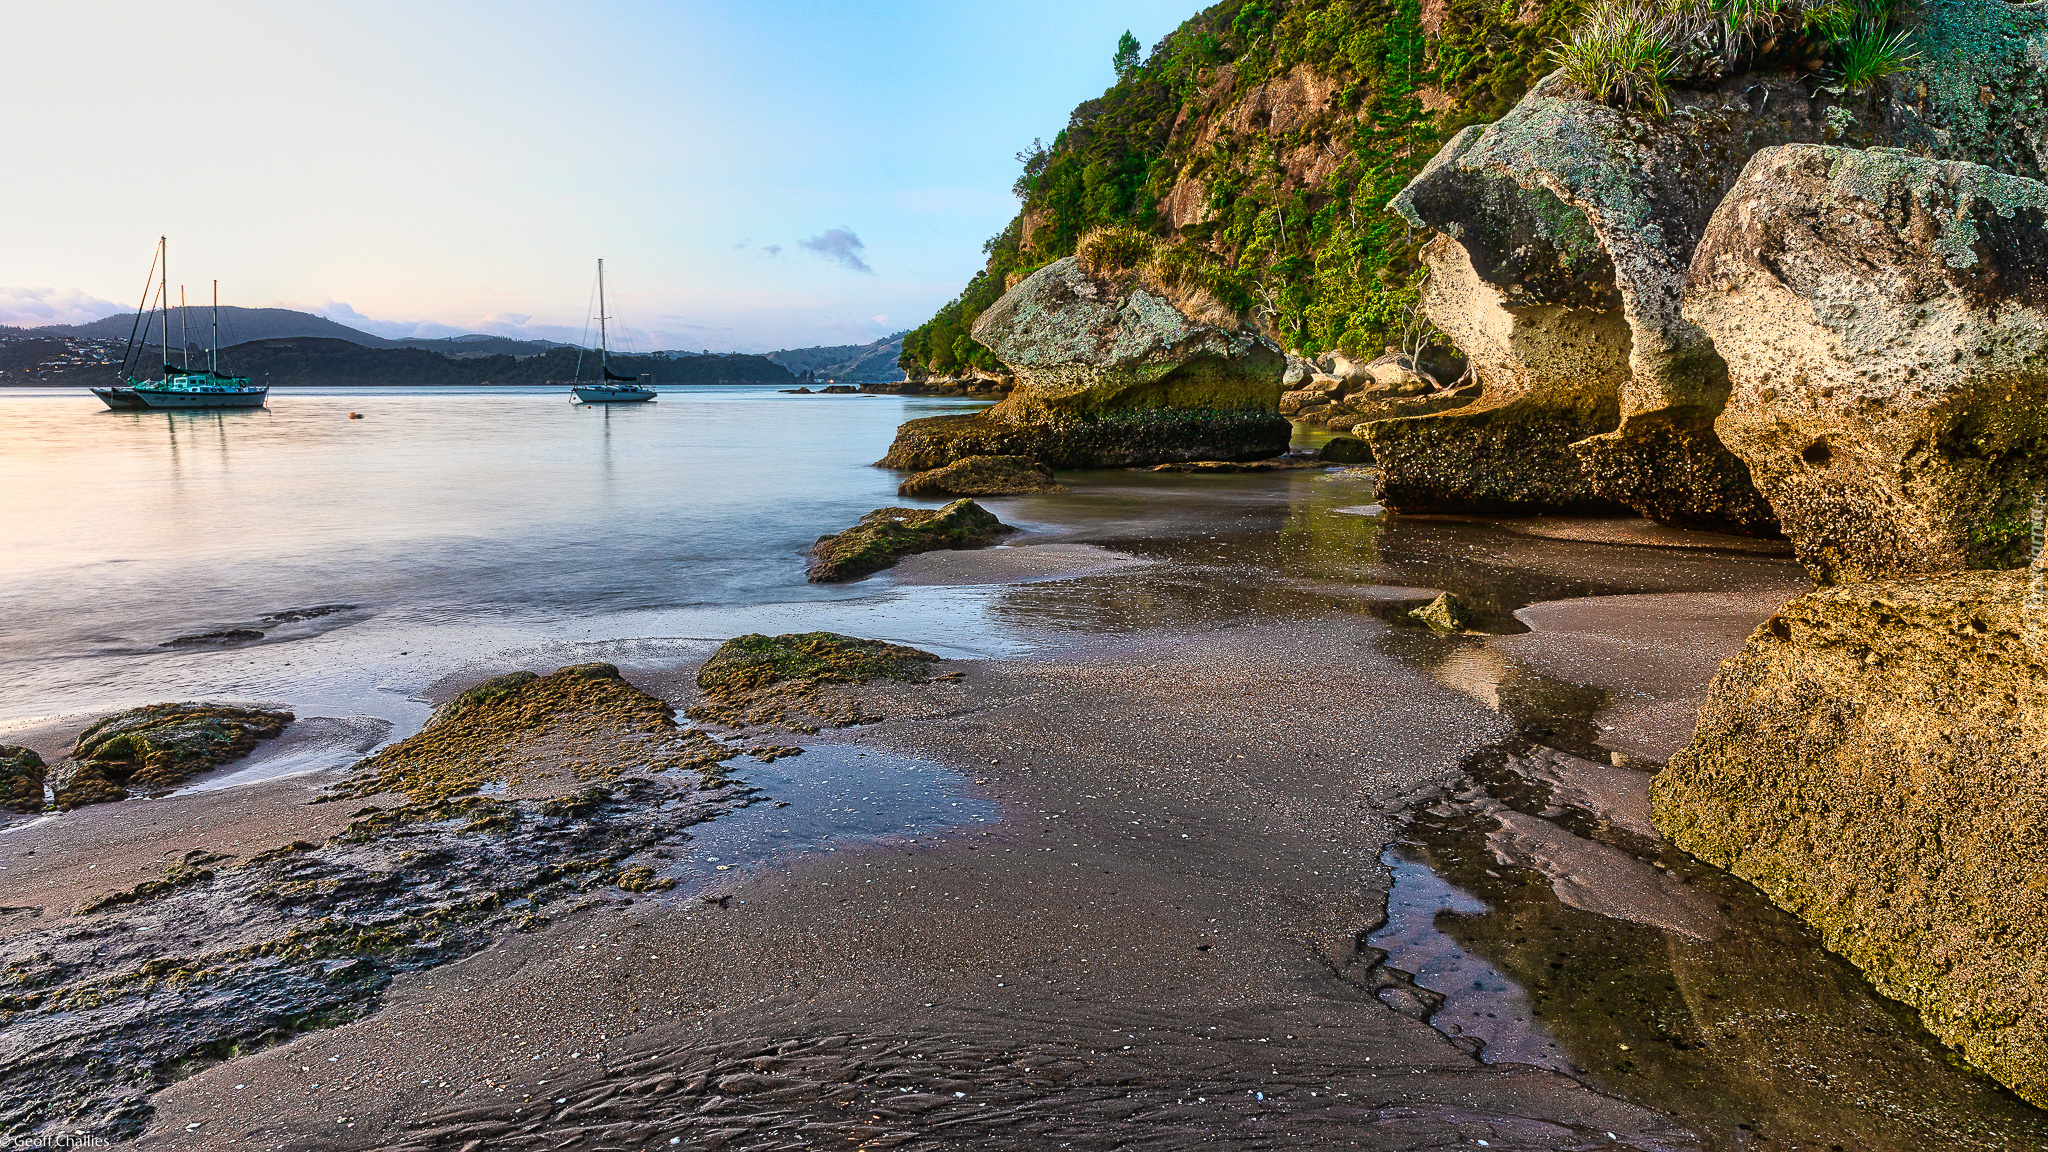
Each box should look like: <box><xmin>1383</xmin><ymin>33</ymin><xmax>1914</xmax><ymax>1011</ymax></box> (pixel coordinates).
<box><xmin>94</xmin><ymin>237</ymin><xmax>268</xmax><ymax>410</ymax></box>
<box><xmin>569</xmin><ymin>258</ymin><xmax>655</xmax><ymax>403</ymax></box>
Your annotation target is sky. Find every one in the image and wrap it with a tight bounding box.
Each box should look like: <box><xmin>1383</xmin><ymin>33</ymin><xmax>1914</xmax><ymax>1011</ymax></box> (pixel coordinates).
<box><xmin>2</xmin><ymin>1</ymin><xmax>1199</xmax><ymax>352</ymax></box>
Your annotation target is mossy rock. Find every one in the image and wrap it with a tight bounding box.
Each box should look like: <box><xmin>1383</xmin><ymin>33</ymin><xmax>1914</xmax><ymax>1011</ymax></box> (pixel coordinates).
<box><xmin>696</xmin><ymin>632</ymin><xmax>939</xmax><ymax>697</ymax></box>
<box><xmin>1410</xmin><ymin>592</ymin><xmax>1474</xmax><ymax>632</ymax></box>
<box><xmin>54</xmin><ymin>704</ymin><xmax>293</xmax><ymax>808</ymax></box>
<box><xmin>880</xmin><ymin>407</ymin><xmax>1292</xmax><ymax>472</ymax></box>
<box><xmin>898</xmin><ymin>455</ymin><xmax>1065</xmax><ymax>498</ymax></box>
<box><xmin>343</xmin><ymin>664</ymin><xmax>677</xmax><ymax>803</ymax></box>
<box><xmin>1656</xmin><ymin>569</ymin><xmax>2048</xmax><ymax>1105</ymax></box>
<box><xmin>0</xmin><ymin>745</ymin><xmax>47</xmax><ymax>813</ymax></box>
<box><xmin>808</xmin><ymin>498</ymin><xmax>1015</xmax><ymax>582</ymax></box>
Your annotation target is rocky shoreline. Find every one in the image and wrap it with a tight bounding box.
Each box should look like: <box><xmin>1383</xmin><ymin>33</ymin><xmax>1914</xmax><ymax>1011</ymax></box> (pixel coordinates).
<box><xmin>7</xmin><ymin>468</ymin><xmax>2044</xmax><ymax>1149</ymax></box>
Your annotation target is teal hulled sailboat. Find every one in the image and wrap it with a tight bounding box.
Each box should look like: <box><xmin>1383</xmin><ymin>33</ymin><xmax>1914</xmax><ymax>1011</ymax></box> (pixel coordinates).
<box><xmin>569</xmin><ymin>258</ymin><xmax>655</xmax><ymax>403</ymax></box>
<box><xmin>94</xmin><ymin>237</ymin><xmax>268</xmax><ymax>410</ymax></box>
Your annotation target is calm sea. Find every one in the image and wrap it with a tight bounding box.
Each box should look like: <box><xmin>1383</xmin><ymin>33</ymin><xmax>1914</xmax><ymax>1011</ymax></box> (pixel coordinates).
<box><xmin>0</xmin><ymin>385</ymin><xmax>1041</xmax><ymax>735</ymax></box>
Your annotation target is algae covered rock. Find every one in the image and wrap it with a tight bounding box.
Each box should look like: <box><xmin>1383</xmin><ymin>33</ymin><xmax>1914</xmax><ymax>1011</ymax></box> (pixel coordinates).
<box><xmin>1410</xmin><ymin>592</ymin><xmax>1474</xmax><ymax>632</ymax></box>
<box><xmin>53</xmin><ymin>703</ymin><xmax>292</xmax><ymax>808</ymax></box>
<box><xmin>341</xmin><ymin>662</ymin><xmax>687</xmax><ymax>803</ymax></box>
<box><xmin>880</xmin><ymin>257</ymin><xmax>1291</xmax><ymax>470</ymax></box>
<box><xmin>1655</xmin><ymin>569</ymin><xmax>2048</xmax><ymax>1105</ymax></box>
<box><xmin>690</xmin><ymin>632</ymin><xmax>940</xmax><ymax>730</ymax></box>
<box><xmin>808</xmin><ymin>498</ymin><xmax>1016</xmax><ymax>582</ymax></box>
<box><xmin>0</xmin><ymin>745</ymin><xmax>46</xmax><ymax>813</ymax></box>
<box><xmin>1687</xmin><ymin>144</ymin><xmax>2048</xmax><ymax>582</ymax></box>
<box><xmin>897</xmin><ymin>454</ymin><xmax>1066</xmax><ymax>497</ymax></box>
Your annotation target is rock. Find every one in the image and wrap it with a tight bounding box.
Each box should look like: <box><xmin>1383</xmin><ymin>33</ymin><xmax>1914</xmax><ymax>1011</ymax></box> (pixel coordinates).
<box><xmin>780</xmin><ymin>386</ymin><xmax>814</xmax><ymax>394</ymax></box>
<box><xmin>1654</xmin><ymin>569</ymin><xmax>2048</xmax><ymax>1106</ymax></box>
<box><xmin>0</xmin><ymin>746</ymin><xmax>46</xmax><ymax>813</ymax></box>
<box><xmin>1385</xmin><ymin>0</ymin><xmax>2048</xmax><ymax>530</ymax></box>
<box><xmin>690</xmin><ymin>632</ymin><xmax>940</xmax><ymax>730</ymax></box>
<box><xmin>807</xmin><ymin>499</ymin><xmax>1015</xmax><ymax>582</ymax></box>
<box><xmin>1409</xmin><ymin>592</ymin><xmax>1473</xmax><ymax>632</ymax></box>
<box><xmin>159</xmin><ymin>628</ymin><xmax>265</xmax><ymax>648</ymax></box>
<box><xmin>1686</xmin><ymin>144</ymin><xmax>2048</xmax><ymax>583</ymax></box>
<box><xmin>879</xmin><ymin>407</ymin><xmax>1291</xmax><ymax>472</ymax></box>
<box><xmin>897</xmin><ymin>455</ymin><xmax>1065</xmax><ymax>498</ymax></box>
<box><xmin>819</xmin><ymin>384</ymin><xmax>859</xmax><ymax>394</ymax></box>
<box><xmin>1318</xmin><ymin>437</ymin><xmax>1373</xmax><ymax>465</ymax></box>
<box><xmin>880</xmin><ymin>256</ymin><xmax>1289</xmax><ymax>470</ymax></box>
<box><xmin>1281</xmin><ymin>355</ymin><xmax>1311</xmax><ymax>387</ymax></box>
<box><xmin>1388</xmin><ymin>90</ymin><xmax>1778</xmax><ymax>526</ymax></box>
<box><xmin>1146</xmin><ymin>458</ymin><xmax>1324</xmax><ymax>473</ymax></box>
<box><xmin>1364</xmin><ymin>349</ymin><xmax>1435</xmax><ymax>393</ymax></box>
<box><xmin>1278</xmin><ymin>389</ymin><xmax>1325</xmax><ymax>417</ymax></box>
<box><xmin>53</xmin><ymin>703</ymin><xmax>293</xmax><ymax>808</ymax></box>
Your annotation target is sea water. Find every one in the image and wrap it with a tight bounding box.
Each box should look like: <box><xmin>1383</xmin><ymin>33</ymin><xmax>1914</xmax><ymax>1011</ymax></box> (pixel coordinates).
<box><xmin>0</xmin><ymin>386</ymin><xmax>1011</xmax><ymax>731</ymax></box>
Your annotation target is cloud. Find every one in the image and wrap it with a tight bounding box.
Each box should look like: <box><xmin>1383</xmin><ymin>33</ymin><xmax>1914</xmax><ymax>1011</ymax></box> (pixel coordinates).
<box><xmin>798</xmin><ymin>227</ymin><xmax>872</xmax><ymax>274</ymax></box>
<box><xmin>0</xmin><ymin>286</ymin><xmax>127</xmax><ymax>328</ymax></box>
<box><xmin>763</xmin><ymin>244</ymin><xmax>782</xmax><ymax>257</ymax></box>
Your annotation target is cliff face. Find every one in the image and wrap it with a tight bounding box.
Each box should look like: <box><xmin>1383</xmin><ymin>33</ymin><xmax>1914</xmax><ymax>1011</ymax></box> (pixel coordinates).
<box><xmin>899</xmin><ymin>0</ymin><xmax>1583</xmax><ymax>379</ymax></box>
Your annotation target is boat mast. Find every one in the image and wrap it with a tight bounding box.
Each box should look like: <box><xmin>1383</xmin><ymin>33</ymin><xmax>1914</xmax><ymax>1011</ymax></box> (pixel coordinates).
<box><xmin>597</xmin><ymin>258</ymin><xmax>609</xmax><ymax>380</ymax></box>
<box><xmin>211</xmin><ymin>280</ymin><xmax>219</xmax><ymax>374</ymax></box>
<box><xmin>179</xmin><ymin>285</ymin><xmax>190</xmax><ymax>370</ymax></box>
<box><xmin>159</xmin><ymin>237</ymin><xmax>169</xmax><ymax>380</ymax></box>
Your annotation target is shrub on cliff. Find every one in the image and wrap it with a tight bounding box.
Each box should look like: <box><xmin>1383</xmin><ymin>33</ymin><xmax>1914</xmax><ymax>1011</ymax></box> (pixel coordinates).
<box><xmin>900</xmin><ymin>0</ymin><xmax>1581</xmax><ymax>378</ymax></box>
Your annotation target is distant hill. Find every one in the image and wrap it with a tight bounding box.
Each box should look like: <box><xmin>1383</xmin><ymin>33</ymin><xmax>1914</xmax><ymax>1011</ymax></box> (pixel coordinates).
<box><xmin>765</xmin><ymin>333</ymin><xmax>907</xmax><ymax>383</ymax></box>
<box><xmin>44</xmin><ymin>306</ymin><xmax>399</xmax><ymax>348</ymax></box>
<box><xmin>388</xmin><ymin>334</ymin><xmax>569</xmax><ymax>358</ymax></box>
<box><xmin>4</xmin><ymin>335</ymin><xmax>794</xmax><ymax>386</ymax></box>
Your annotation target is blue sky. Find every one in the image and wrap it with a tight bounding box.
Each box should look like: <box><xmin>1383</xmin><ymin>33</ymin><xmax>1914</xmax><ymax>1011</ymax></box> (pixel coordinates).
<box><xmin>2</xmin><ymin>1</ymin><xmax>1197</xmax><ymax>351</ymax></box>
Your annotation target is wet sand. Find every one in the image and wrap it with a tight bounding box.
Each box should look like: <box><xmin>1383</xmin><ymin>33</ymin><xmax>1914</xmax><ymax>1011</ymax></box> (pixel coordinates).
<box><xmin>7</xmin><ymin>476</ymin><xmax>2044</xmax><ymax>1150</ymax></box>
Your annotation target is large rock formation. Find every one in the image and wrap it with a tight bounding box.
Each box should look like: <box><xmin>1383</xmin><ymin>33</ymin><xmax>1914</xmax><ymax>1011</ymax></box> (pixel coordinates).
<box><xmin>879</xmin><ymin>257</ymin><xmax>1289</xmax><ymax>470</ymax></box>
<box><xmin>1383</xmin><ymin>0</ymin><xmax>2048</xmax><ymax>531</ymax></box>
<box><xmin>1370</xmin><ymin>161</ymin><xmax>1635</xmax><ymax>512</ymax></box>
<box><xmin>1654</xmin><ymin>569</ymin><xmax>2048</xmax><ymax>1106</ymax></box>
<box><xmin>1686</xmin><ymin>144</ymin><xmax>2048</xmax><ymax>582</ymax></box>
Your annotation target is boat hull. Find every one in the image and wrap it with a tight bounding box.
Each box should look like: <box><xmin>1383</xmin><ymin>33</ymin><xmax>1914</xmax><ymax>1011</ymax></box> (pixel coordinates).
<box><xmin>92</xmin><ymin>387</ymin><xmax>148</xmax><ymax>410</ymax></box>
<box><xmin>572</xmin><ymin>385</ymin><xmax>656</xmax><ymax>403</ymax></box>
<box><xmin>133</xmin><ymin>386</ymin><xmax>269</xmax><ymax>409</ymax></box>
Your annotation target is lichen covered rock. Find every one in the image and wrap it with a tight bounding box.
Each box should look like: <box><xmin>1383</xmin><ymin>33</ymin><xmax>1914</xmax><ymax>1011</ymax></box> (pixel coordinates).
<box><xmin>1687</xmin><ymin>144</ymin><xmax>2048</xmax><ymax>582</ymax></box>
<box><xmin>897</xmin><ymin>454</ymin><xmax>1066</xmax><ymax>497</ymax></box>
<box><xmin>807</xmin><ymin>498</ymin><xmax>1015</xmax><ymax>582</ymax></box>
<box><xmin>970</xmin><ymin>256</ymin><xmax>1284</xmax><ymax>418</ymax></box>
<box><xmin>53</xmin><ymin>703</ymin><xmax>293</xmax><ymax>808</ymax></box>
<box><xmin>881</xmin><ymin>257</ymin><xmax>1290</xmax><ymax>470</ymax></box>
<box><xmin>0</xmin><ymin>745</ymin><xmax>46</xmax><ymax>813</ymax></box>
<box><xmin>1655</xmin><ymin>568</ymin><xmax>2048</xmax><ymax>1104</ymax></box>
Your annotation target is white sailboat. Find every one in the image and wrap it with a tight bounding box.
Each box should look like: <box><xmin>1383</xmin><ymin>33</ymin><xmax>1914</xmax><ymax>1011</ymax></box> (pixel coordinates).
<box><xmin>570</xmin><ymin>259</ymin><xmax>655</xmax><ymax>403</ymax></box>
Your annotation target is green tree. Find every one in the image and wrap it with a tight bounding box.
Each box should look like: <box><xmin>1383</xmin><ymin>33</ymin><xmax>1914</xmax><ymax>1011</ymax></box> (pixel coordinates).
<box><xmin>1113</xmin><ymin>30</ymin><xmax>1140</xmax><ymax>80</ymax></box>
